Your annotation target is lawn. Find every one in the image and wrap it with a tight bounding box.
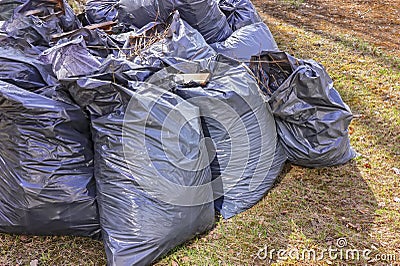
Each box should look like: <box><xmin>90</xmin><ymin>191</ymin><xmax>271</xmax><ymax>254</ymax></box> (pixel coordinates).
<box><xmin>0</xmin><ymin>0</ymin><xmax>399</xmax><ymax>265</ymax></box>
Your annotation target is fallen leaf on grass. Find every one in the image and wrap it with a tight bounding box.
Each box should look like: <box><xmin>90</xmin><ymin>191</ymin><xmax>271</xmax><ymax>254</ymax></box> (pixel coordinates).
<box><xmin>349</xmin><ymin>126</ymin><xmax>355</xmax><ymax>135</ymax></box>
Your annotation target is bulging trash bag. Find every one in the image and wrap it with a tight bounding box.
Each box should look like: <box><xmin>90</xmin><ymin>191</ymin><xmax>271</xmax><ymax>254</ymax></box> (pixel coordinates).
<box><xmin>211</xmin><ymin>22</ymin><xmax>279</xmax><ymax>61</ymax></box>
<box><xmin>219</xmin><ymin>0</ymin><xmax>262</xmax><ymax>31</ymax></box>
<box><xmin>250</xmin><ymin>51</ymin><xmax>356</xmax><ymax>167</ymax></box>
<box><xmin>147</xmin><ymin>55</ymin><xmax>287</xmax><ymax>219</ymax></box>
<box><xmin>0</xmin><ymin>81</ymin><xmax>100</xmax><ymax>237</ymax></box>
<box><xmin>175</xmin><ymin>0</ymin><xmax>232</xmax><ymax>44</ymax></box>
<box><xmin>132</xmin><ymin>11</ymin><xmax>216</xmax><ymax>67</ymax></box>
<box><xmin>63</xmin><ymin>63</ymin><xmax>215</xmax><ymax>265</ymax></box>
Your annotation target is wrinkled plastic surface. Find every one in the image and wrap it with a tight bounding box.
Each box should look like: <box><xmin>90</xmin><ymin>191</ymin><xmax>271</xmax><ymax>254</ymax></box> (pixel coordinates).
<box><xmin>92</xmin><ymin>56</ymin><xmax>159</xmax><ymax>87</ymax></box>
<box><xmin>148</xmin><ymin>56</ymin><xmax>287</xmax><ymax>219</ymax></box>
<box><xmin>219</xmin><ymin>0</ymin><xmax>262</xmax><ymax>31</ymax></box>
<box><xmin>59</xmin><ymin>28</ymin><xmax>123</xmax><ymax>59</ymax></box>
<box><xmin>133</xmin><ymin>11</ymin><xmax>216</xmax><ymax>67</ymax></box>
<box><xmin>2</xmin><ymin>0</ymin><xmax>81</xmax><ymax>48</ymax></box>
<box><xmin>175</xmin><ymin>0</ymin><xmax>232</xmax><ymax>43</ymax></box>
<box><xmin>117</xmin><ymin>0</ymin><xmax>167</xmax><ymax>29</ymax></box>
<box><xmin>0</xmin><ymin>80</ymin><xmax>100</xmax><ymax>237</ymax></box>
<box><xmin>211</xmin><ymin>22</ymin><xmax>279</xmax><ymax>61</ymax></box>
<box><xmin>2</xmin><ymin>15</ymin><xmax>60</xmax><ymax>47</ymax></box>
<box><xmin>250</xmin><ymin>51</ymin><xmax>356</xmax><ymax>167</ymax></box>
<box><xmin>0</xmin><ymin>37</ymin><xmax>57</xmax><ymax>89</ymax></box>
<box><xmin>86</xmin><ymin>0</ymin><xmax>232</xmax><ymax>43</ymax></box>
<box><xmin>41</xmin><ymin>36</ymin><xmax>101</xmax><ymax>79</ymax></box>
<box><xmin>15</xmin><ymin>0</ymin><xmax>81</xmax><ymax>32</ymax></box>
<box><xmin>63</xmin><ymin>62</ymin><xmax>215</xmax><ymax>265</ymax></box>
<box><xmin>0</xmin><ymin>0</ymin><xmax>24</xmax><ymax>20</ymax></box>
<box><xmin>85</xmin><ymin>0</ymin><xmax>118</xmax><ymax>24</ymax></box>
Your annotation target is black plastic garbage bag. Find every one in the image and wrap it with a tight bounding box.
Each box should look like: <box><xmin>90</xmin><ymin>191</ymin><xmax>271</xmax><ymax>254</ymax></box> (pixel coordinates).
<box><xmin>85</xmin><ymin>0</ymin><xmax>118</xmax><ymax>25</ymax></box>
<box><xmin>117</xmin><ymin>0</ymin><xmax>169</xmax><ymax>29</ymax></box>
<box><xmin>14</xmin><ymin>0</ymin><xmax>81</xmax><ymax>32</ymax></box>
<box><xmin>0</xmin><ymin>37</ymin><xmax>57</xmax><ymax>89</ymax></box>
<box><xmin>211</xmin><ymin>22</ymin><xmax>279</xmax><ymax>61</ymax></box>
<box><xmin>63</xmin><ymin>65</ymin><xmax>215</xmax><ymax>265</ymax></box>
<box><xmin>250</xmin><ymin>51</ymin><xmax>356</xmax><ymax>167</ymax></box>
<box><xmin>41</xmin><ymin>36</ymin><xmax>101</xmax><ymax>79</ymax></box>
<box><xmin>0</xmin><ymin>0</ymin><xmax>24</xmax><ymax>20</ymax></box>
<box><xmin>132</xmin><ymin>11</ymin><xmax>216</xmax><ymax>67</ymax></box>
<box><xmin>2</xmin><ymin>0</ymin><xmax>81</xmax><ymax>48</ymax></box>
<box><xmin>219</xmin><ymin>0</ymin><xmax>262</xmax><ymax>31</ymax></box>
<box><xmin>175</xmin><ymin>0</ymin><xmax>232</xmax><ymax>44</ymax></box>
<box><xmin>0</xmin><ymin>81</ymin><xmax>100</xmax><ymax>237</ymax></box>
<box><xmin>2</xmin><ymin>14</ymin><xmax>61</xmax><ymax>48</ymax></box>
<box><xmin>147</xmin><ymin>56</ymin><xmax>287</xmax><ymax>219</ymax></box>
<box><xmin>67</xmin><ymin>28</ymin><xmax>123</xmax><ymax>58</ymax></box>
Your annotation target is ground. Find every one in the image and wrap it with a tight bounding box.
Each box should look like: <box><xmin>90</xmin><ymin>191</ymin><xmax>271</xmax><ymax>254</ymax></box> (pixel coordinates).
<box><xmin>0</xmin><ymin>0</ymin><xmax>399</xmax><ymax>265</ymax></box>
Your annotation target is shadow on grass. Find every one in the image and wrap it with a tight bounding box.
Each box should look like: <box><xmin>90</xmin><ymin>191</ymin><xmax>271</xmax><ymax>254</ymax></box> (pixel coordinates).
<box><xmin>154</xmin><ymin>160</ymin><xmax>378</xmax><ymax>265</ymax></box>
<box><xmin>252</xmin><ymin>161</ymin><xmax>378</xmax><ymax>265</ymax></box>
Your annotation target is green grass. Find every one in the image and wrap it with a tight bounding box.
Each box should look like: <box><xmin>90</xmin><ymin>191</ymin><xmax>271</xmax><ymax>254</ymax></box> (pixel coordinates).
<box><xmin>1</xmin><ymin>2</ymin><xmax>399</xmax><ymax>266</ymax></box>
<box><xmin>280</xmin><ymin>0</ymin><xmax>305</xmax><ymax>8</ymax></box>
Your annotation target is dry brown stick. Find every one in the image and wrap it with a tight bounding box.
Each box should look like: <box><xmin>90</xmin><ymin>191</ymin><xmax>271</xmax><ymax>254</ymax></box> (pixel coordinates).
<box><xmin>24</xmin><ymin>9</ymin><xmax>43</xmax><ymax>16</ymax></box>
<box><xmin>50</xmin><ymin>21</ymin><xmax>117</xmax><ymax>41</ymax></box>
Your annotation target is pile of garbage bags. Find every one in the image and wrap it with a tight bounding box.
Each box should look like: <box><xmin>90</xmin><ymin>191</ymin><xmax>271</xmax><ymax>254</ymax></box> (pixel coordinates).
<box><xmin>0</xmin><ymin>0</ymin><xmax>356</xmax><ymax>264</ymax></box>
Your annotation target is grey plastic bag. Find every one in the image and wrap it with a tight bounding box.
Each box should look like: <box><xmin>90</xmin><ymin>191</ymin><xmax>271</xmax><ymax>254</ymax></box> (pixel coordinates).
<box><xmin>0</xmin><ymin>80</ymin><xmax>100</xmax><ymax>237</ymax></box>
<box><xmin>40</xmin><ymin>36</ymin><xmax>101</xmax><ymax>80</ymax></box>
<box><xmin>0</xmin><ymin>37</ymin><xmax>57</xmax><ymax>89</ymax></box>
<box><xmin>133</xmin><ymin>11</ymin><xmax>216</xmax><ymax>67</ymax></box>
<box><xmin>0</xmin><ymin>36</ymin><xmax>100</xmax><ymax>237</ymax></box>
<box><xmin>2</xmin><ymin>0</ymin><xmax>81</xmax><ymax>48</ymax></box>
<box><xmin>85</xmin><ymin>0</ymin><xmax>118</xmax><ymax>25</ymax></box>
<box><xmin>148</xmin><ymin>56</ymin><xmax>287</xmax><ymax>219</ymax></box>
<box><xmin>118</xmin><ymin>0</ymin><xmax>168</xmax><ymax>29</ymax></box>
<box><xmin>63</xmin><ymin>62</ymin><xmax>215</xmax><ymax>265</ymax></box>
<box><xmin>250</xmin><ymin>51</ymin><xmax>356</xmax><ymax>167</ymax></box>
<box><xmin>219</xmin><ymin>0</ymin><xmax>262</xmax><ymax>31</ymax></box>
<box><xmin>211</xmin><ymin>22</ymin><xmax>279</xmax><ymax>61</ymax></box>
<box><xmin>175</xmin><ymin>0</ymin><xmax>232</xmax><ymax>43</ymax></box>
